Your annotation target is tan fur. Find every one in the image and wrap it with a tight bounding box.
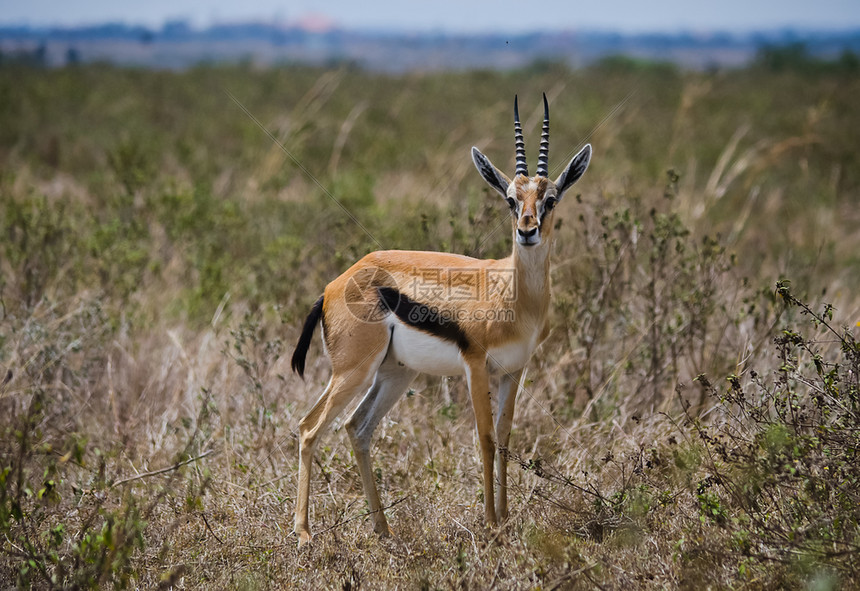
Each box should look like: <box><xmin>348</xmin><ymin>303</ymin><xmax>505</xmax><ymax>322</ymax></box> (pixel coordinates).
<box><xmin>293</xmin><ymin>120</ymin><xmax>591</xmax><ymax>546</ymax></box>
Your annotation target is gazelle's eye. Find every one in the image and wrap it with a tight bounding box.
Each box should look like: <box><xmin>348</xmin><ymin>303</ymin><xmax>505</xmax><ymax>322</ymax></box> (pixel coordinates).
<box><xmin>544</xmin><ymin>196</ymin><xmax>557</xmax><ymax>211</ymax></box>
<box><xmin>506</xmin><ymin>197</ymin><xmax>516</xmax><ymax>210</ymax></box>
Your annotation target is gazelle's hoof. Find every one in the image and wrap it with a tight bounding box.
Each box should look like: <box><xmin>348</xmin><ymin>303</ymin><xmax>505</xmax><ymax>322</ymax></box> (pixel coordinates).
<box><xmin>372</xmin><ymin>519</ymin><xmax>395</xmax><ymax>538</ymax></box>
<box><xmin>296</xmin><ymin>530</ymin><xmax>312</xmax><ymax>548</ymax></box>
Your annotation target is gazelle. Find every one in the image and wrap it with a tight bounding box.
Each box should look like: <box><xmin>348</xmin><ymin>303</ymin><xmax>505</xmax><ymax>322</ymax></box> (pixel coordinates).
<box><xmin>291</xmin><ymin>94</ymin><xmax>591</xmax><ymax>546</ymax></box>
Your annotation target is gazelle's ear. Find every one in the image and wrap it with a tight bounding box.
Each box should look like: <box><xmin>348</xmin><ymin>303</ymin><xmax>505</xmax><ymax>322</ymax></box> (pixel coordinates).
<box><xmin>471</xmin><ymin>147</ymin><xmax>511</xmax><ymax>199</ymax></box>
<box><xmin>554</xmin><ymin>144</ymin><xmax>591</xmax><ymax>199</ymax></box>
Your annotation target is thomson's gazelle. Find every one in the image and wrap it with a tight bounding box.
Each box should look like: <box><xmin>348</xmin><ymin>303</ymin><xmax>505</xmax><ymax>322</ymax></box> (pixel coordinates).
<box><xmin>291</xmin><ymin>94</ymin><xmax>592</xmax><ymax>546</ymax></box>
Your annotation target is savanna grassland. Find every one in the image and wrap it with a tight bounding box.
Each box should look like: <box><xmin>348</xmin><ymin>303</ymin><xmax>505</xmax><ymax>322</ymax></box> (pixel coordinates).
<box><xmin>1</xmin><ymin>54</ymin><xmax>859</xmax><ymax>589</ymax></box>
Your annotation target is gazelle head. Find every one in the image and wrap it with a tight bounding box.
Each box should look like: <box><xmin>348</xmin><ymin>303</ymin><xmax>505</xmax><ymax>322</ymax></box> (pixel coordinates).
<box><xmin>471</xmin><ymin>94</ymin><xmax>592</xmax><ymax>247</ymax></box>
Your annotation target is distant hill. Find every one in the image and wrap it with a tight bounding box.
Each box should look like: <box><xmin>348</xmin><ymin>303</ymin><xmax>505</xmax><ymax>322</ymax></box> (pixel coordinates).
<box><xmin>2</xmin><ymin>21</ymin><xmax>859</xmax><ymax>71</ymax></box>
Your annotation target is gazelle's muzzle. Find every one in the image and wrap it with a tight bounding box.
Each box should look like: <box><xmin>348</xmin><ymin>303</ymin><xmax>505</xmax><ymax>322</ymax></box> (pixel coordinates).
<box><xmin>516</xmin><ymin>226</ymin><xmax>540</xmax><ymax>246</ymax></box>
<box><xmin>516</xmin><ymin>206</ymin><xmax>541</xmax><ymax>245</ymax></box>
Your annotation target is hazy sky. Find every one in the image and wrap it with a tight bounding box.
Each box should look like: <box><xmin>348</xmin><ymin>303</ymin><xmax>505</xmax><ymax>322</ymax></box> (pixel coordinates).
<box><xmin>1</xmin><ymin>0</ymin><xmax>859</xmax><ymax>33</ymax></box>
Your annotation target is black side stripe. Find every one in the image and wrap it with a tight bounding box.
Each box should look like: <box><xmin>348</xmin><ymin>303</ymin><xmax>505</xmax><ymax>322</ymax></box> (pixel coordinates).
<box><xmin>377</xmin><ymin>287</ymin><xmax>470</xmax><ymax>352</ymax></box>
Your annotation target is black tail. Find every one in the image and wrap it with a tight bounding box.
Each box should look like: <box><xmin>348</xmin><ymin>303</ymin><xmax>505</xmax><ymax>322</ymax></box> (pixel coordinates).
<box><xmin>291</xmin><ymin>295</ymin><xmax>324</xmax><ymax>378</ymax></box>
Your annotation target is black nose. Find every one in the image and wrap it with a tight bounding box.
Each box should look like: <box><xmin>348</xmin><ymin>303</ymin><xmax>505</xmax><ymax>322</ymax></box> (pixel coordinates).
<box><xmin>518</xmin><ymin>227</ymin><xmax>537</xmax><ymax>238</ymax></box>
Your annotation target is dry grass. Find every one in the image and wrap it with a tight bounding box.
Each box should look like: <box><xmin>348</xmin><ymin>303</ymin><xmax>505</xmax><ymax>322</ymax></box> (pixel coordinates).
<box><xmin>1</xmin><ymin>60</ymin><xmax>859</xmax><ymax>589</ymax></box>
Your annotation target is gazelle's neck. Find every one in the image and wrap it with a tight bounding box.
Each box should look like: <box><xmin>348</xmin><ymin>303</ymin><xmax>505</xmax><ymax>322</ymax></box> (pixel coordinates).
<box><xmin>511</xmin><ymin>236</ymin><xmax>552</xmax><ymax>304</ymax></box>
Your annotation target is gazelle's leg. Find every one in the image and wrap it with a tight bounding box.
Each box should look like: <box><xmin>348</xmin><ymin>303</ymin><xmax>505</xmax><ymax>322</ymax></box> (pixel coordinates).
<box><xmin>465</xmin><ymin>355</ymin><xmax>497</xmax><ymax>527</ymax></box>
<box><xmin>295</xmin><ymin>378</ymin><xmax>337</xmax><ymax>546</ymax></box>
<box><xmin>346</xmin><ymin>357</ymin><xmax>417</xmax><ymax>537</ymax></box>
<box><xmin>294</xmin><ymin>333</ymin><xmax>389</xmax><ymax>547</ymax></box>
<box><xmin>494</xmin><ymin>367</ymin><xmax>524</xmax><ymax>521</ymax></box>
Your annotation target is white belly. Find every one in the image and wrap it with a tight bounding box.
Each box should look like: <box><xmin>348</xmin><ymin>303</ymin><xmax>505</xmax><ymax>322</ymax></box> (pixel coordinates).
<box><xmin>386</xmin><ymin>318</ymin><xmax>536</xmax><ymax>376</ymax></box>
<box><xmin>388</xmin><ymin>321</ymin><xmax>466</xmax><ymax>376</ymax></box>
<box><xmin>488</xmin><ymin>339</ymin><xmax>534</xmax><ymax>373</ymax></box>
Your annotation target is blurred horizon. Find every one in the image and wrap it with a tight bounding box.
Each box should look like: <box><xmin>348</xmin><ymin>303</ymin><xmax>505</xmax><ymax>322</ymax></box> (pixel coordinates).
<box><xmin>1</xmin><ymin>0</ymin><xmax>859</xmax><ymax>34</ymax></box>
